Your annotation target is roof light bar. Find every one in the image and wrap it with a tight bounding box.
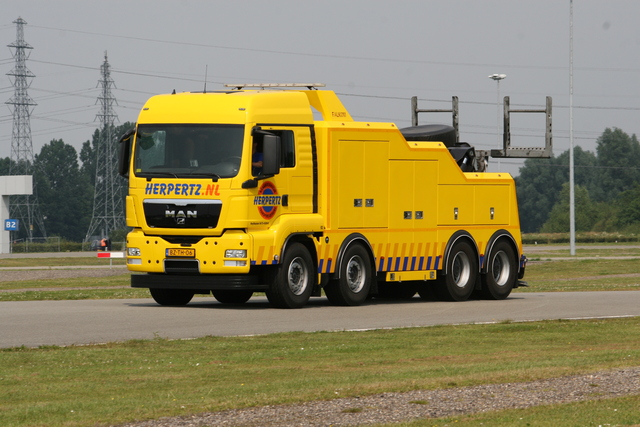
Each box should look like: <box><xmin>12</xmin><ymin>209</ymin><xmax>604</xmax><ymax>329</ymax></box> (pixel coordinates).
<box><xmin>224</xmin><ymin>83</ymin><xmax>326</xmax><ymax>90</ymax></box>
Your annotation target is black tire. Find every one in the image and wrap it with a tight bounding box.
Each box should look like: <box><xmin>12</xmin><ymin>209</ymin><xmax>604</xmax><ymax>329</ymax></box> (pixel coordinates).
<box><xmin>435</xmin><ymin>239</ymin><xmax>478</xmax><ymax>302</ymax></box>
<box><xmin>481</xmin><ymin>241</ymin><xmax>517</xmax><ymax>300</ymax></box>
<box><xmin>149</xmin><ymin>288</ymin><xmax>194</xmax><ymax>306</ymax></box>
<box><xmin>212</xmin><ymin>290</ymin><xmax>253</xmax><ymax>304</ymax></box>
<box><xmin>265</xmin><ymin>243</ymin><xmax>314</xmax><ymax>309</ymax></box>
<box><xmin>324</xmin><ymin>244</ymin><xmax>372</xmax><ymax>306</ymax></box>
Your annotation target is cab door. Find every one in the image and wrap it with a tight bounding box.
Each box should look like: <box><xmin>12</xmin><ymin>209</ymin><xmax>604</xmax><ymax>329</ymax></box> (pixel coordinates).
<box><xmin>259</xmin><ymin>126</ymin><xmax>315</xmax><ymax>215</ymax></box>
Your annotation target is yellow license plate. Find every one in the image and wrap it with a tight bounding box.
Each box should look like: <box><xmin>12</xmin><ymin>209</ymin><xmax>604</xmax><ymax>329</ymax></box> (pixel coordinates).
<box><xmin>166</xmin><ymin>248</ymin><xmax>195</xmax><ymax>258</ymax></box>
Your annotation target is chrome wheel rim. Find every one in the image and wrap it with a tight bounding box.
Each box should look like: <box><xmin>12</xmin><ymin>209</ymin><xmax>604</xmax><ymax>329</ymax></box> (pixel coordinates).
<box><xmin>451</xmin><ymin>251</ymin><xmax>471</xmax><ymax>288</ymax></box>
<box><xmin>287</xmin><ymin>257</ymin><xmax>308</xmax><ymax>296</ymax></box>
<box><xmin>491</xmin><ymin>250</ymin><xmax>510</xmax><ymax>287</ymax></box>
<box><xmin>346</xmin><ymin>255</ymin><xmax>366</xmax><ymax>293</ymax></box>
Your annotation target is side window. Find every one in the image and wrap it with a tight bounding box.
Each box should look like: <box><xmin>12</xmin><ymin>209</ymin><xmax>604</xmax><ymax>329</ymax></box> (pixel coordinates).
<box><xmin>279</xmin><ymin>130</ymin><xmax>295</xmax><ymax>168</ymax></box>
<box><xmin>253</xmin><ymin>129</ymin><xmax>295</xmax><ymax>175</ymax></box>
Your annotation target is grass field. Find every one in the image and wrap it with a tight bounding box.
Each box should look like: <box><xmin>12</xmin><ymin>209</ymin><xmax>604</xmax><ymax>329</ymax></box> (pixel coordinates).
<box><xmin>2</xmin><ymin>318</ymin><xmax>639</xmax><ymax>427</ymax></box>
<box><xmin>1</xmin><ymin>245</ymin><xmax>639</xmax><ymax>426</ymax></box>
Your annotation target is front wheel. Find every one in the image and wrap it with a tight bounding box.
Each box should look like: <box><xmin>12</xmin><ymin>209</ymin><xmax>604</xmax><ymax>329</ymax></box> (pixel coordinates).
<box><xmin>265</xmin><ymin>243</ymin><xmax>314</xmax><ymax>309</ymax></box>
<box><xmin>435</xmin><ymin>239</ymin><xmax>478</xmax><ymax>302</ymax></box>
<box><xmin>324</xmin><ymin>243</ymin><xmax>372</xmax><ymax>306</ymax></box>
<box><xmin>481</xmin><ymin>241</ymin><xmax>517</xmax><ymax>300</ymax></box>
<box><xmin>149</xmin><ymin>288</ymin><xmax>194</xmax><ymax>306</ymax></box>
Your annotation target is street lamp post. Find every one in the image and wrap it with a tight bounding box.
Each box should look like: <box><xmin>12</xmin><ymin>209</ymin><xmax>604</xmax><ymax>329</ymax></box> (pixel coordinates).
<box><xmin>569</xmin><ymin>0</ymin><xmax>576</xmax><ymax>256</ymax></box>
<box><xmin>488</xmin><ymin>74</ymin><xmax>506</xmax><ymax>170</ymax></box>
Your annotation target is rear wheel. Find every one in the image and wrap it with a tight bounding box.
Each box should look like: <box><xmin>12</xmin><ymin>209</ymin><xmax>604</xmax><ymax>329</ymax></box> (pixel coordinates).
<box><xmin>325</xmin><ymin>243</ymin><xmax>372</xmax><ymax>306</ymax></box>
<box><xmin>435</xmin><ymin>239</ymin><xmax>477</xmax><ymax>301</ymax></box>
<box><xmin>149</xmin><ymin>288</ymin><xmax>194</xmax><ymax>306</ymax></box>
<box><xmin>212</xmin><ymin>290</ymin><xmax>253</xmax><ymax>304</ymax></box>
<box><xmin>481</xmin><ymin>241</ymin><xmax>517</xmax><ymax>300</ymax></box>
<box><xmin>266</xmin><ymin>243</ymin><xmax>314</xmax><ymax>309</ymax></box>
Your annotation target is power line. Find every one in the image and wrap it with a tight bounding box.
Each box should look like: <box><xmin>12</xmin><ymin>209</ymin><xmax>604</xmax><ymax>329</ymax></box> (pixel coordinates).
<box><xmin>20</xmin><ymin>60</ymin><xmax>640</xmax><ymax>113</ymax></box>
<box><xmin>29</xmin><ymin>58</ymin><xmax>211</xmax><ymax>84</ymax></box>
<box><xmin>27</xmin><ymin>24</ymin><xmax>640</xmax><ymax>74</ymax></box>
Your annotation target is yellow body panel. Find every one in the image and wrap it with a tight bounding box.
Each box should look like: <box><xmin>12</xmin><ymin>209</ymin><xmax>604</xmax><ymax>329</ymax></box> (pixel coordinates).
<box><xmin>124</xmin><ymin>89</ymin><xmax>523</xmax><ymax>283</ymax></box>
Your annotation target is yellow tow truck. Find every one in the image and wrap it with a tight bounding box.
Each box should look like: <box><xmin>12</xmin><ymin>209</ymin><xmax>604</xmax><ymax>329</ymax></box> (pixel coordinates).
<box><xmin>118</xmin><ymin>83</ymin><xmax>551</xmax><ymax>308</ymax></box>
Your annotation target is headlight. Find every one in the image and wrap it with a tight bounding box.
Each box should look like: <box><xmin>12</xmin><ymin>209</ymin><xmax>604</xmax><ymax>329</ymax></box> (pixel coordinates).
<box><xmin>225</xmin><ymin>249</ymin><xmax>247</xmax><ymax>258</ymax></box>
<box><xmin>127</xmin><ymin>247</ymin><xmax>141</xmax><ymax>256</ymax></box>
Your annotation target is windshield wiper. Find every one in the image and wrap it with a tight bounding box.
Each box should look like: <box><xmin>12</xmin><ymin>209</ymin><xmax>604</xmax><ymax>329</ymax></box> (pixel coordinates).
<box><xmin>179</xmin><ymin>172</ymin><xmax>221</xmax><ymax>181</ymax></box>
<box><xmin>138</xmin><ymin>171</ymin><xmax>221</xmax><ymax>181</ymax></box>
<box><xmin>139</xmin><ymin>171</ymin><xmax>178</xmax><ymax>179</ymax></box>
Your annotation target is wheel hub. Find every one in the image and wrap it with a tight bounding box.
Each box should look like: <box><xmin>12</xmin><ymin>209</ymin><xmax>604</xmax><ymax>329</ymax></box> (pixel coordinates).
<box><xmin>346</xmin><ymin>255</ymin><xmax>365</xmax><ymax>293</ymax></box>
<box><xmin>287</xmin><ymin>257</ymin><xmax>308</xmax><ymax>296</ymax></box>
<box><xmin>451</xmin><ymin>251</ymin><xmax>471</xmax><ymax>288</ymax></box>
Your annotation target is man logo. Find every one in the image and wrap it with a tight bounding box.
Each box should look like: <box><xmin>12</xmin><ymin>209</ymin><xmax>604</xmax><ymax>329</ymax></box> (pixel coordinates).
<box><xmin>165</xmin><ymin>209</ymin><xmax>197</xmax><ymax>225</ymax></box>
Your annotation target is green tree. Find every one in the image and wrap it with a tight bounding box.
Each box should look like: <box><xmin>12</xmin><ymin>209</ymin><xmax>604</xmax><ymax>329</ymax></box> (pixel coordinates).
<box><xmin>515</xmin><ymin>146</ymin><xmax>597</xmax><ymax>233</ymax></box>
<box><xmin>540</xmin><ymin>183</ymin><xmax>598</xmax><ymax>233</ymax></box>
<box><xmin>79</xmin><ymin>129</ymin><xmax>100</xmax><ymax>186</ymax></box>
<box><xmin>593</xmin><ymin>128</ymin><xmax>640</xmax><ymax>202</ymax></box>
<box><xmin>591</xmin><ymin>201</ymin><xmax>619</xmax><ymax>232</ymax></box>
<box><xmin>34</xmin><ymin>139</ymin><xmax>93</xmax><ymax>241</ymax></box>
<box><xmin>0</xmin><ymin>157</ymin><xmax>14</xmax><ymax>175</ymax></box>
<box><xmin>616</xmin><ymin>184</ymin><xmax>640</xmax><ymax>229</ymax></box>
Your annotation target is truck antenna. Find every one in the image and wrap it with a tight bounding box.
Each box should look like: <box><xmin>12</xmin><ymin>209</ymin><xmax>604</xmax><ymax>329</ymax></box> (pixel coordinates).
<box><xmin>203</xmin><ymin>65</ymin><xmax>208</xmax><ymax>93</ymax></box>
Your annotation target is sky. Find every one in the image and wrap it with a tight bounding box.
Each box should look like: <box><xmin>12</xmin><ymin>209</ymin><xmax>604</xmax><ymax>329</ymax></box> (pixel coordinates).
<box><xmin>1</xmin><ymin>0</ymin><xmax>639</xmax><ymax>177</ymax></box>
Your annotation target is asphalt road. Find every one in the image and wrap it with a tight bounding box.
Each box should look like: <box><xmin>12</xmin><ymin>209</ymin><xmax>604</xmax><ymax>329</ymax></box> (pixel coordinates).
<box><xmin>2</xmin><ymin>291</ymin><xmax>640</xmax><ymax>348</ymax></box>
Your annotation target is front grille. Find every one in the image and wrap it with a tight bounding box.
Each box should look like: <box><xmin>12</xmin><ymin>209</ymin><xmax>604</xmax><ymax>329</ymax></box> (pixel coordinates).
<box><xmin>144</xmin><ymin>199</ymin><xmax>222</xmax><ymax>229</ymax></box>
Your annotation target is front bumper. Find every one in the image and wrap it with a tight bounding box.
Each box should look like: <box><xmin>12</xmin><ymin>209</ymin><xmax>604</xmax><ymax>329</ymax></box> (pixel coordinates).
<box><xmin>131</xmin><ymin>272</ymin><xmax>268</xmax><ymax>290</ymax></box>
<box><xmin>125</xmin><ymin>229</ymin><xmax>252</xmax><ymax>275</ymax></box>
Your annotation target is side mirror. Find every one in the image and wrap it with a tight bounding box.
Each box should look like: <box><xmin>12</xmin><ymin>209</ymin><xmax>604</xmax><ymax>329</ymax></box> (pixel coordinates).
<box><xmin>118</xmin><ymin>128</ymin><xmax>135</xmax><ymax>177</ymax></box>
<box><xmin>262</xmin><ymin>134</ymin><xmax>281</xmax><ymax>176</ymax></box>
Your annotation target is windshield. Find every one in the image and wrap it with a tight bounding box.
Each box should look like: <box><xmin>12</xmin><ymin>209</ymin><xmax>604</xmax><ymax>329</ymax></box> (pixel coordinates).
<box><xmin>134</xmin><ymin>124</ymin><xmax>244</xmax><ymax>179</ymax></box>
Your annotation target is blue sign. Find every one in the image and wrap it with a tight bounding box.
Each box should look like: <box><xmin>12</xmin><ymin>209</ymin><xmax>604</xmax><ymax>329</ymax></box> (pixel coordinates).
<box><xmin>4</xmin><ymin>219</ymin><xmax>18</xmax><ymax>231</ymax></box>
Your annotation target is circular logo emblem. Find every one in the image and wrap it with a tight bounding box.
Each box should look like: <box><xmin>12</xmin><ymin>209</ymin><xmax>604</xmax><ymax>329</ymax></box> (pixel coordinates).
<box><xmin>255</xmin><ymin>181</ymin><xmax>280</xmax><ymax>220</ymax></box>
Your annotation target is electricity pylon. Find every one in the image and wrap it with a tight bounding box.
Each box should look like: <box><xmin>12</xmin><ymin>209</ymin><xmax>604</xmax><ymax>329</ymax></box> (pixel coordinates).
<box><xmin>5</xmin><ymin>17</ymin><xmax>46</xmax><ymax>240</ymax></box>
<box><xmin>84</xmin><ymin>52</ymin><xmax>125</xmax><ymax>245</ymax></box>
